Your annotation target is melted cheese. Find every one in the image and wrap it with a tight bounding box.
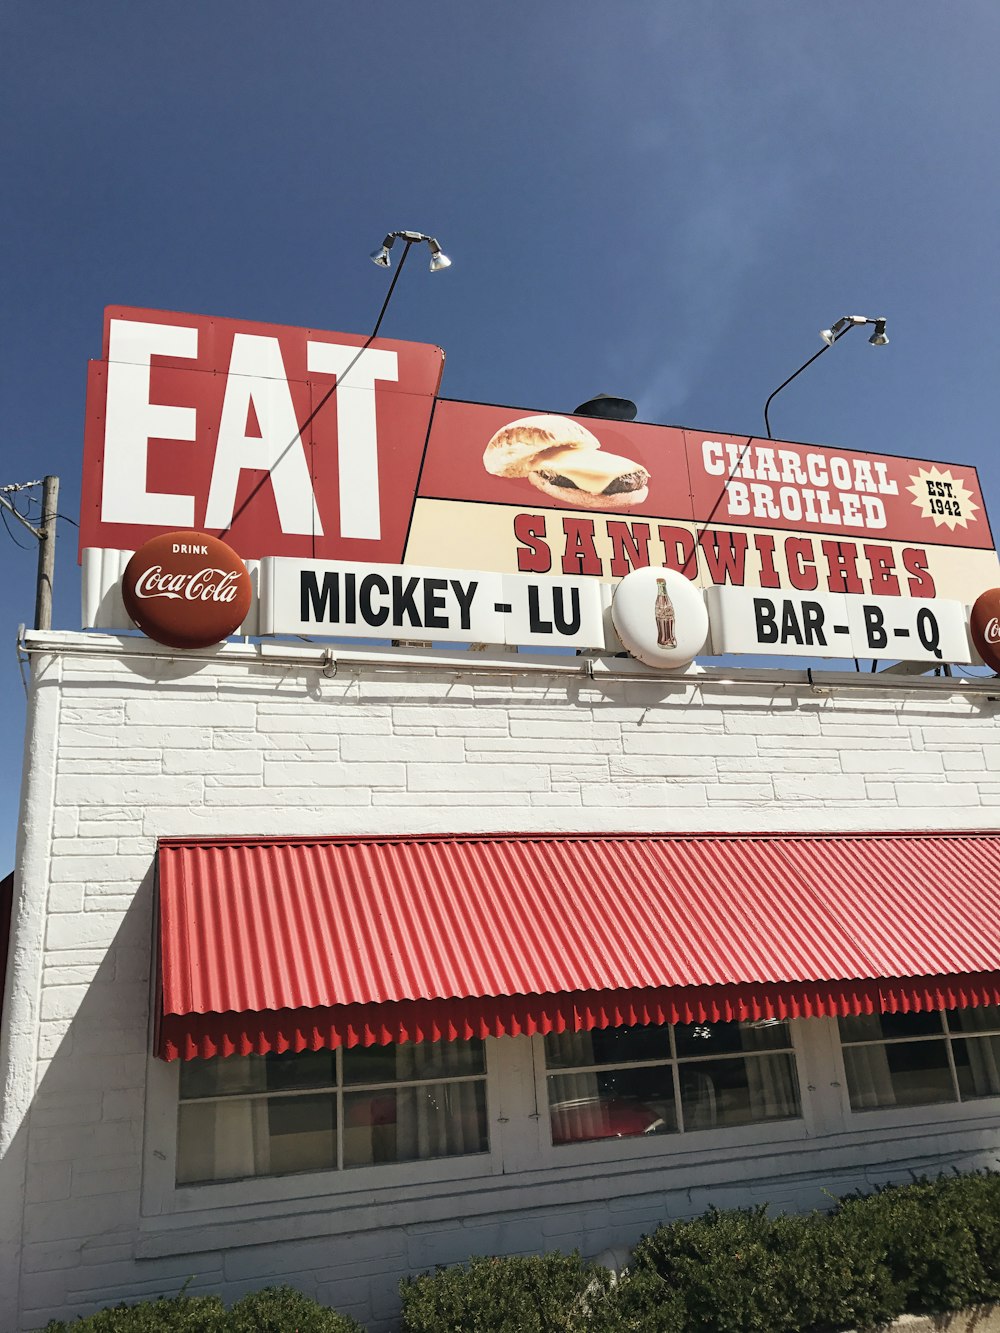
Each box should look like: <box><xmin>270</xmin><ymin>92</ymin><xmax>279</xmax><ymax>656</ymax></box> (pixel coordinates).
<box><xmin>534</xmin><ymin>448</ymin><xmax>646</xmax><ymax>493</ymax></box>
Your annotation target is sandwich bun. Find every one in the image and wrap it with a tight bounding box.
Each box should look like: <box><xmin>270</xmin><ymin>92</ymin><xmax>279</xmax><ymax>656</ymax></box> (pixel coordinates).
<box><xmin>483</xmin><ymin>414</ymin><xmax>602</xmax><ymax>478</ymax></box>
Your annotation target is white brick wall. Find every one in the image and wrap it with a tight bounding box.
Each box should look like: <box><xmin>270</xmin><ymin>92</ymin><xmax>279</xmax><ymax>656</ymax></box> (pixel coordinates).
<box><xmin>2</xmin><ymin>636</ymin><xmax>1000</xmax><ymax>1331</ymax></box>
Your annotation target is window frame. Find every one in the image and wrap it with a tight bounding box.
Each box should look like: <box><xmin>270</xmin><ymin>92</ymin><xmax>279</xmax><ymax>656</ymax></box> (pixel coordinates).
<box><xmin>142</xmin><ymin>1037</ymin><xmax>508</xmax><ymax>1224</ymax></box>
<box><xmin>835</xmin><ymin>1005</ymin><xmax>1000</xmax><ymax>1118</ymax></box>
<box><xmin>525</xmin><ymin>1016</ymin><xmax>813</xmax><ymax>1170</ymax></box>
<box><xmin>175</xmin><ymin>1040</ymin><xmax>492</xmax><ymax>1185</ymax></box>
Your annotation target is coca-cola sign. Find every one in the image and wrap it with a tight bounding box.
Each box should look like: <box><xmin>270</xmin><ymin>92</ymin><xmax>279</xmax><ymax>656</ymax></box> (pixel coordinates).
<box><xmin>122</xmin><ymin>531</ymin><xmax>252</xmax><ymax>649</ymax></box>
<box><xmin>970</xmin><ymin>587</ymin><xmax>1000</xmax><ymax>673</ymax></box>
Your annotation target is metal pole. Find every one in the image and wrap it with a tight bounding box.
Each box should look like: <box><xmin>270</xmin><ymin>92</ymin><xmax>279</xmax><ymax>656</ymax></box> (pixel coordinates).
<box><xmin>34</xmin><ymin>475</ymin><xmax>58</xmax><ymax>631</ymax></box>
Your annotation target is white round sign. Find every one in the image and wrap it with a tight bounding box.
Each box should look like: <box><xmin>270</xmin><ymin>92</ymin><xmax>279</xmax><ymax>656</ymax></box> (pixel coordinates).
<box><xmin>611</xmin><ymin>567</ymin><xmax>708</xmax><ymax>669</ymax></box>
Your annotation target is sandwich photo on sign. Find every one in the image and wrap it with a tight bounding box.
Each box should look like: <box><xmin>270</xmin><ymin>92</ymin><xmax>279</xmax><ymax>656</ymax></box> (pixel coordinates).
<box><xmin>482</xmin><ymin>414</ymin><xmax>650</xmax><ymax>510</ymax></box>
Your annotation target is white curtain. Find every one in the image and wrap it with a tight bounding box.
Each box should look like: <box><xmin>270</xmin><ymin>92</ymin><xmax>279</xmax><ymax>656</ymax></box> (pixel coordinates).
<box><xmin>545</xmin><ymin>1032</ymin><xmax>606</xmax><ymax>1142</ymax></box>
<box><xmin>962</xmin><ymin>1035</ymin><xmax>1000</xmax><ymax>1098</ymax></box>
<box><xmin>745</xmin><ymin>1054</ymin><xmax>799</xmax><ymax>1121</ymax></box>
<box><xmin>394</xmin><ymin>1080</ymin><xmax>484</xmax><ymax>1159</ymax></box>
<box><xmin>548</xmin><ymin>1071</ymin><xmax>604</xmax><ymax>1142</ymax></box>
<box><xmin>177</xmin><ymin>1096</ymin><xmax>270</xmax><ymax>1183</ymax></box>
<box><xmin>841</xmin><ymin>1045</ymin><xmax>896</xmax><ymax>1110</ymax></box>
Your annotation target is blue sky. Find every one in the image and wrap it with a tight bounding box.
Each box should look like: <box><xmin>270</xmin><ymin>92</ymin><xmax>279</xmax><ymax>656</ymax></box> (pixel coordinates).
<box><xmin>3</xmin><ymin>4</ymin><xmax>1000</xmax><ymax>869</ymax></box>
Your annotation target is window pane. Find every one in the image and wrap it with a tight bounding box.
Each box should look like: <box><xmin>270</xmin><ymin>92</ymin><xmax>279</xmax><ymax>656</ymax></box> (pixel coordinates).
<box><xmin>266</xmin><ymin>1094</ymin><xmax>337</xmax><ymax>1175</ymax></box>
<box><xmin>264</xmin><ymin>1050</ymin><xmax>337</xmax><ymax>1092</ymax></box>
<box><xmin>177</xmin><ymin>1093</ymin><xmax>337</xmax><ymax>1183</ymax></box>
<box><xmin>954</xmin><ymin>1037</ymin><xmax>1000</xmax><ymax>1100</ymax></box>
<box><xmin>343</xmin><ymin>1039</ymin><xmax>485</xmax><ymax>1086</ymax></box>
<box><xmin>839</xmin><ymin>1010</ymin><xmax>944</xmax><ymax>1044</ymax></box>
<box><xmin>343</xmin><ymin>1080</ymin><xmax>488</xmax><ymax>1166</ymax></box>
<box><xmin>842</xmin><ymin>1039</ymin><xmax>955</xmax><ymax>1111</ymax></box>
<box><xmin>950</xmin><ymin>1006</ymin><xmax>1000</xmax><ymax>1035</ymax></box>
<box><xmin>678</xmin><ymin>1053</ymin><xmax>801</xmax><ymax>1129</ymax></box>
<box><xmin>179</xmin><ymin>1051</ymin><xmax>335</xmax><ymax>1101</ymax></box>
<box><xmin>179</xmin><ymin>1054</ymin><xmax>269</xmax><ymax>1101</ymax></box>
<box><xmin>547</xmin><ymin>1066</ymin><xmax>677</xmax><ymax>1144</ymax></box>
<box><xmin>544</xmin><ymin>1025</ymin><xmax>669</xmax><ymax>1070</ymax></box>
<box><xmin>674</xmin><ymin>1019</ymin><xmax>791</xmax><ymax>1059</ymax></box>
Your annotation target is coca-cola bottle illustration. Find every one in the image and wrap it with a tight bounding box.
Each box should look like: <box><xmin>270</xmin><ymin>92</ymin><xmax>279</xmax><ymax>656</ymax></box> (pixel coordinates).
<box><xmin>654</xmin><ymin>577</ymin><xmax>676</xmax><ymax>648</ymax></box>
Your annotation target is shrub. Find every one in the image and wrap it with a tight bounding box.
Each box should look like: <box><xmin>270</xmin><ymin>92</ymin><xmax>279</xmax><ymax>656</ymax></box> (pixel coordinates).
<box><xmin>400</xmin><ymin>1252</ymin><xmax>623</xmax><ymax>1333</ymax></box>
<box><xmin>831</xmin><ymin>1174</ymin><xmax>1000</xmax><ymax>1315</ymax></box>
<box><xmin>632</xmin><ymin>1205</ymin><xmax>806</xmax><ymax>1333</ymax></box>
<box><xmin>37</xmin><ymin>1287</ymin><xmax>362</xmax><ymax>1333</ymax></box>
<box><xmin>228</xmin><ymin>1285</ymin><xmax>364</xmax><ymax>1332</ymax></box>
<box><xmin>38</xmin><ymin>1293</ymin><xmax>228</xmax><ymax>1332</ymax></box>
<box><xmin>603</xmin><ymin>1267</ymin><xmax>687</xmax><ymax>1332</ymax></box>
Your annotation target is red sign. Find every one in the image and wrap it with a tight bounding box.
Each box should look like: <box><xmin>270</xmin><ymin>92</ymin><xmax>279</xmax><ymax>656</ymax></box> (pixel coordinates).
<box><xmin>419</xmin><ymin>401</ymin><xmax>992</xmax><ymax>550</ymax></box>
<box><xmin>80</xmin><ymin>307</ymin><xmax>445</xmax><ymax>563</ymax></box>
<box><xmin>122</xmin><ymin>531</ymin><xmax>252</xmax><ymax>649</ymax></box>
<box><xmin>79</xmin><ymin>308</ymin><xmax>999</xmax><ymax>607</ymax></box>
<box><xmin>970</xmin><ymin>588</ymin><xmax>1000</xmax><ymax>673</ymax></box>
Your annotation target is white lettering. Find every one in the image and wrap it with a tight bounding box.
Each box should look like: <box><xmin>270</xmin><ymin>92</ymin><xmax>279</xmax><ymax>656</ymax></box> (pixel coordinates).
<box><xmin>701</xmin><ymin>441</ymin><xmax>725</xmax><ymax>476</ymax></box>
<box><xmin>750</xmin><ymin>483</ymin><xmax>780</xmax><ymax>519</ymax></box>
<box><xmin>134</xmin><ymin>565</ymin><xmax>241</xmax><ymax>603</ymax></box>
<box><xmin>861</xmin><ymin>496</ymin><xmax>887</xmax><ymax>528</ymax></box>
<box><xmin>873</xmin><ymin>462</ymin><xmax>899</xmax><ymax>496</ymax></box>
<box><xmin>102</xmin><ymin>320</ymin><xmax>198</xmax><ymax>526</ymax></box>
<box><xmin>306</xmin><ymin>342</ymin><xmax>399</xmax><ymax>541</ymax></box>
<box><xmin>204</xmin><ymin>335</ymin><xmax>323</xmax><ymax>537</ymax></box>
<box><xmin>806</xmin><ymin>454</ymin><xmax>828</xmax><ymax>488</ymax></box>
<box><xmin>829</xmin><ymin>457</ymin><xmax>852</xmax><ymax>491</ymax></box>
<box><xmin>778</xmin><ymin>451</ymin><xmax>809</xmax><ymax>486</ymax></box>
<box><xmin>725</xmin><ymin>480</ymin><xmax>750</xmax><ymax>516</ymax></box>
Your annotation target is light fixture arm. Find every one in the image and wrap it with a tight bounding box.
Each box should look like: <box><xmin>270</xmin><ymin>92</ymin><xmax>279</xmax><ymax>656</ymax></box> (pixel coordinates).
<box><xmin>369</xmin><ymin>239</ymin><xmax>415</xmax><ymax>341</ymax></box>
<box><xmin>763</xmin><ymin>314</ymin><xmax>887</xmax><ymax>440</ymax></box>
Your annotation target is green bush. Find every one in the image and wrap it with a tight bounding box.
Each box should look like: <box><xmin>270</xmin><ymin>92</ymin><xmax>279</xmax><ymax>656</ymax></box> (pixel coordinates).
<box><xmin>37</xmin><ymin>1286</ymin><xmax>362</xmax><ymax>1333</ymax></box>
<box><xmin>39</xmin><ymin>1293</ymin><xmax>228</xmax><ymax>1332</ymax></box>
<box><xmin>228</xmin><ymin>1285</ymin><xmax>364</xmax><ymax>1332</ymax></box>
<box><xmin>632</xmin><ymin>1206</ymin><xmax>809</xmax><ymax>1333</ymax></box>
<box><xmin>400</xmin><ymin>1252</ymin><xmax>627</xmax><ymax>1333</ymax></box>
<box><xmin>831</xmin><ymin>1174</ymin><xmax>1000</xmax><ymax>1316</ymax></box>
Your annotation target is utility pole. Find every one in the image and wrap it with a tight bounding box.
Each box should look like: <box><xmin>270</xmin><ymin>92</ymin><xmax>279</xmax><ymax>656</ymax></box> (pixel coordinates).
<box><xmin>34</xmin><ymin>476</ymin><xmax>59</xmax><ymax>631</ymax></box>
<box><xmin>0</xmin><ymin>476</ymin><xmax>59</xmax><ymax>630</ymax></box>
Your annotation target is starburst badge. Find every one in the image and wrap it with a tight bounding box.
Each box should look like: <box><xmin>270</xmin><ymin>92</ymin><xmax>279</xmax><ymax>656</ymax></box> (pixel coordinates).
<box><xmin>905</xmin><ymin>466</ymin><xmax>978</xmax><ymax>531</ymax></box>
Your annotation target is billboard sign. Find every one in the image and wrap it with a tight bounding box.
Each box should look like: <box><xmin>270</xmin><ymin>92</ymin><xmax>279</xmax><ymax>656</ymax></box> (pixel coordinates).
<box><xmin>259</xmin><ymin>558</ymin><xmax>605</xmax><ymax>649</ymax></box>
<box><xmin>80</xmin><ymin>308</ymin><xmax>999</xmax><ymax>626</ymax></box>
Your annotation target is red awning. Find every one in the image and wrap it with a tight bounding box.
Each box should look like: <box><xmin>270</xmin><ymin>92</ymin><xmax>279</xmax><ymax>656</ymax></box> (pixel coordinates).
<box><xmin>156</xmin><ymin>831</ymin><xmax>1000</xmax><ymax>1060</ymax></box>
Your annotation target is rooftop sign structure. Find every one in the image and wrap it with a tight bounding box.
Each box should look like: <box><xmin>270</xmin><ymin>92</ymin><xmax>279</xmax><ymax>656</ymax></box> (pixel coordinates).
<box><xmin>78</xmin><ymin>307</ymin><xmax>1000</xmax><ymax>662</ymax></box>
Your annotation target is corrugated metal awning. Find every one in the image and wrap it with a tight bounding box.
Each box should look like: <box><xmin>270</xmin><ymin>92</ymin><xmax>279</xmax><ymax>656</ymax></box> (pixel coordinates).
<box><xmin>156</xmin><ymin>831</ymin><xmax>1000</xmax><ymax>1060</ymax></box>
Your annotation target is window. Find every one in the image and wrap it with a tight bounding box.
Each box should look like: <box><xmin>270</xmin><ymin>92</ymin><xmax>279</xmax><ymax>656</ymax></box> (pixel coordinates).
<box><xmin>543</xmin><ymin>1019</ymin><xmax>801</xmax><ymax>1145</ymax></box>
<box><xmin>176</xmin><ymin>1039</ymin><xmax>489</xmax><ymax>1185</ymax></box>
<box><xmin>838</xmin><ymin>1006</ymin><xmax>1000</xmax><ymax>1112</ymax></box>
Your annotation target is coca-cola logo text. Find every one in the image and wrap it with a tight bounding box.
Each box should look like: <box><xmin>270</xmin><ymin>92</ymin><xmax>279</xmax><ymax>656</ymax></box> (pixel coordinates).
<box><xmin>122</xmin><ymin>531</ymin><xmax>252</xmax><ymax>649</ymax></box>
<box><xmin>970</xmin><ymin>588</ymin><xmax>1000</xmax><ymax>674</ymax></box>
<box><xmin>133</xmin><ymin>566</ymin><xmax>243</xmax><ymax>603</ymax></box>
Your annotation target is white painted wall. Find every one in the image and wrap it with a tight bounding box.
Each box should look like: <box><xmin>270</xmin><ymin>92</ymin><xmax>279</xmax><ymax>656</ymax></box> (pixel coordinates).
<box><xmin>3</xmin><ymin>633</ymin><xmax>1000</xmax><ymax>1331</ymax></box>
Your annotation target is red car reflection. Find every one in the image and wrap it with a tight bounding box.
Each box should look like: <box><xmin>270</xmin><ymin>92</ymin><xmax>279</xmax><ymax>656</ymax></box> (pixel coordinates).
<box><xmin>549</xmin><ymin>1097</ymin><xmax>667</xmax><ymax>1145</ymax></box>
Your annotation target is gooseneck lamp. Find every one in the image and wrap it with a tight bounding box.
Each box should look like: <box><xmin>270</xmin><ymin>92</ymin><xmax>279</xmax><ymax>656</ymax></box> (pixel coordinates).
<box><xmin>764</xmin><ymin>314</ymin><xmax>888</xmax><ymax>440</ymax></box>
<box><xmin>368</xmin><ymin>230</ymin><xmax>452</xmax><ymax>341</ymax></box>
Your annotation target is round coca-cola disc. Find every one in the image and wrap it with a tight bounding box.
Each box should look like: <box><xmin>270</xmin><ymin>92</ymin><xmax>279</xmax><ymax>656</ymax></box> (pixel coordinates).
<box><xmin>121</xmin><ymin>531</ymin><xmax>252</xmax><ymax>649</ymax></box>
<box><xmin>970</xmin><ymin>588</ymin><xmax>1000</xmax><ymax>674</ymax></box>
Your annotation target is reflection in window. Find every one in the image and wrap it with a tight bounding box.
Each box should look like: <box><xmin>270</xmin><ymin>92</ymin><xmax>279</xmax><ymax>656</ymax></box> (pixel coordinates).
<box><xmin>838</xmin><ymin>1007</ymin><xmax>1000</xmax><ymax>1111</ymax></box>
<box><xmin>544</xmin><ymin>1020</ymin><xmax>801</xmax><ymax>1146</ymax></box>
<box><xmin>176</xmin><ymin>1039</ymin><xmax>488</xmax><ymax>1185</ymax></box>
